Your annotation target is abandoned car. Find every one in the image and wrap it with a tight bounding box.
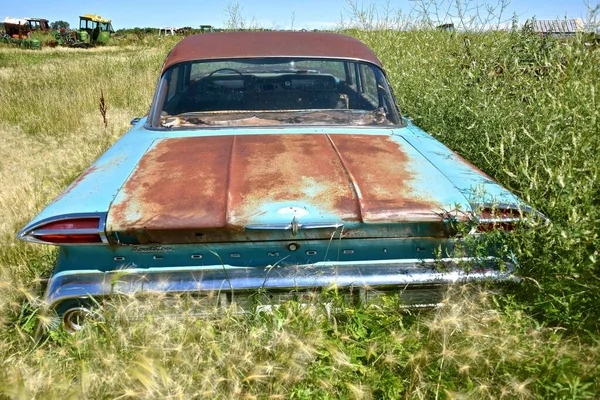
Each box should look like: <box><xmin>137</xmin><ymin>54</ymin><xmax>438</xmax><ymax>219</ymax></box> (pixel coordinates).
<box><xmin>19</xmin><ymin>32</ymin><xmax>540</xmax><ymax>331</ymax></box>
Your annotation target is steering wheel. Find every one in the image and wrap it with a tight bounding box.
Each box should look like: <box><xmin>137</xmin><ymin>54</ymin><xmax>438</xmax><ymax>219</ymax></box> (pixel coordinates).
<box><xmin>208</xmin><ymin>68</ymin><xmax>243</xmax><ymax>76</ymax></box>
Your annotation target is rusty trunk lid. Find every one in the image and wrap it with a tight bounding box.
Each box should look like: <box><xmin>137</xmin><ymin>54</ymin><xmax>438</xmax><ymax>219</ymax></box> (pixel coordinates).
<box><xmin>106</xmin><ymin>133</ymin><xmax>471</xmax><ymax>244</ymax></box>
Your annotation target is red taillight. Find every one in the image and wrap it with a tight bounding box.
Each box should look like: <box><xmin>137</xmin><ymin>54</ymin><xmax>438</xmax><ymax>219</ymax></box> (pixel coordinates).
<box><xmin>32</xmin><ymin>233</ymin><xmax>102</xmax><ymax>244</ymax></box>
<box><xmin>476</xmin><ymin>208</ymin><xmax>522</xmax><ymax>232</ymax></box>
<box><xmin>30</xmin><ymin>217</ymin><xmax>103</xmax><ymax>244</ymax></box>
<box><xmin>35</xmin><ymin>218</ymin><xmax>100</xmax><ymax>231</ymax></box>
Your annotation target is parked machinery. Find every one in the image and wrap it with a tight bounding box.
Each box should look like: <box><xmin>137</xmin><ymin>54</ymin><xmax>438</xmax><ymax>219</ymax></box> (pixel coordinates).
<box><xmin>0</xmin><ymin>17</ymin><xmax>50</xmax><ymax>49</ymax></box>
<box><xmin>0</xmin><ymin>14</ymin><xmax>114</xmax><ymax>49</ymax></box>
<box><xmin>78</xmin><ymin>14</ymin><xmax>113</xmax><ymax>44</ymax></box>
<box><xmin>54</xmin><ymin>14</ymin><xmax>114</xmax><ymax>47</ymax></box>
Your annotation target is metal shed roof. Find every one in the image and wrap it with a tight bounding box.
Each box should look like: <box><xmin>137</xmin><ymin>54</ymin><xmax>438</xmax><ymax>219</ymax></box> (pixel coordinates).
<box><xmin>526</xmin><ymin>18</ymin><xmax>584</xmax><ymax>34</ymax></box>
<box><xmin>162</xmin><ymin>31</ymin><xmax>383</xmax><ymax>73</ymax></box>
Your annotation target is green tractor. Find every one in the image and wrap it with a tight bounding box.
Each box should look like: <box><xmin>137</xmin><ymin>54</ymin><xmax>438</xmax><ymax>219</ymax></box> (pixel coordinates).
<box><xmin>78</xmin><ymin>14</ymin><xmax>113</xmax><ymax>44</ymax></box>
<box><xmin>55</xmin><ymin>14</ymin><xmax>113</xmax><ymax>47</ymax></box>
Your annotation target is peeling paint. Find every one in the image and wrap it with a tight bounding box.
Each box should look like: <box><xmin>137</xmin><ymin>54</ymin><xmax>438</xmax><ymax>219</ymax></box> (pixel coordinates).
<box><xmin>106</xmin><ymin>134</ymin><xmax>462</xmax><ymax>244</ymax></box>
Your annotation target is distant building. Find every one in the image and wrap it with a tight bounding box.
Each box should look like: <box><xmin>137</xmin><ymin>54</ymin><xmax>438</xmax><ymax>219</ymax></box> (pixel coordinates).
<box><xmin>159</xmin><ymin>27</ymin><xmax>178</xmax><ymax>37</ymax></box>
<box><xmin>437</xmin><ymin>23</ymin><xmax>455</xmax><ymax>33</ymax></box>
<box><xmin>525</xmin><ymin>18</ymin><xmax>584</xmax><ymax>37</ymax></box>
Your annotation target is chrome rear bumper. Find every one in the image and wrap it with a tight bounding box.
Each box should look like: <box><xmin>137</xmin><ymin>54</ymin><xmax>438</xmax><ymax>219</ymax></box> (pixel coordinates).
<box><xmin>45</xmin><ymin>257</ymin><xmax>516</xmax><ymax>309</ymax></box>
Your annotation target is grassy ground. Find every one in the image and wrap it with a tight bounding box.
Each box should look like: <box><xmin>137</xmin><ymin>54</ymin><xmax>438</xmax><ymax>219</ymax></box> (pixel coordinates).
<box><xmin>0</xmin><ymin>30</ymin><xmax>598</xmax><ymax>398</ymax></box>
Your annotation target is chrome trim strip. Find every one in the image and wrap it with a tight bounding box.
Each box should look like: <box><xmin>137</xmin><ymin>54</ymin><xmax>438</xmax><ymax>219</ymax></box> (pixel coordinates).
<box><xmin>98</xmin><ymin>215</ymin><xmax>109</xmax><ymax>244</ymax></box>
<box><xmin>245</xmin><ymin>222</ymin><xmax>344</xmax><ymax>230</ymax></box>
<box><xmin>18</xmin><ymin>212</ymin><xmax>108</xmax><ymax>246</ymax></box>
<box><xmin>43</xmin><ymin>257</ymin><xmax>516</xmax><ymax>310</ymax></box>
<box><xmin>145</xmin><ymin>122</ymin><xmax>407</xmax><ymax>132</ymax></box>
<box><xmin>32</xmin><ymin>229</ymin><xmax>100</xmax><ymax>236</ymax></box>
<box><xmin>301</xmin><ymin>223</ymin><xmax>344</xmax><ymax>229</ymax></box>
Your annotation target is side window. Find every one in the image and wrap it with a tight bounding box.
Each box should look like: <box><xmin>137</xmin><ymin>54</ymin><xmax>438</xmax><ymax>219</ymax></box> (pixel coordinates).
<box><xmin>344</xmin><ymin>63</ymin><xmax>354</xmax><ymax>86</ymax></box>
<box><xmin>166</xmin><ymin>66</ymin><xmax>180</xmax><ymax>102</ymax></box>
<box><xmin>359</xmin><ymin>64</ymin><xmax>378</xmax><ymax>104</ymax></box>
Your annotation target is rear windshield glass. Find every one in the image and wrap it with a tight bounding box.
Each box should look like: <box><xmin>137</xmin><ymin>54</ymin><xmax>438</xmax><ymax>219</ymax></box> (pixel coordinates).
<box><xmin>150</xmin><ymin>58</ymin><xmax>401</xmax><ymax>128</ymax></box>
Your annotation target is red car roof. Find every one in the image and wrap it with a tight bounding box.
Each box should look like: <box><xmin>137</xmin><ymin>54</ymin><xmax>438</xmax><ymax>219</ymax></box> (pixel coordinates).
<box><xmin>162</xmin><ymin>31</ymin><xmax>383</xmax><ymax>72</ymax></box>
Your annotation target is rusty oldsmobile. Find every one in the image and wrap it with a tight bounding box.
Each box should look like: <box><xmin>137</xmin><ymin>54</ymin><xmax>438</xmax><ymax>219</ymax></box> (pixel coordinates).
<box><xmin>19</xmin><ymin>32</ymin><xmax>541</xmax><ymax>331</ymax></box>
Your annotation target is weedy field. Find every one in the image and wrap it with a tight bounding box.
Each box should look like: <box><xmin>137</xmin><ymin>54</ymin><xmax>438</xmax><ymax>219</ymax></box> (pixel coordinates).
<box><xmin>0</xmin><ymin>29</ymin><xmax>598</xmax><ymax>399</ymax></box>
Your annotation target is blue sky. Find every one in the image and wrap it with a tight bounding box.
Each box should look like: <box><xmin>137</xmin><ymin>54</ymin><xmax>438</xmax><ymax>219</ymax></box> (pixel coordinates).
<box><xmin>2</xmin><ymin>0</ymin><xmax>596</xmax><ymax>30</ymax></box>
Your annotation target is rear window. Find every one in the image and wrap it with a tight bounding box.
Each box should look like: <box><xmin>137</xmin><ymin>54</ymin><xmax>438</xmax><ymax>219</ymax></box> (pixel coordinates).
<box><xmin>150</xmin><ymin>57</ymin><xmax>401</xmax><ymax>128</ymax></box>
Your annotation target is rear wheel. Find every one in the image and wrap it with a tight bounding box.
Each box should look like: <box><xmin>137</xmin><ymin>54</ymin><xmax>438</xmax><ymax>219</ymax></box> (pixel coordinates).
<box><xmin>55</xmin><ymin>299</ymin><xmax>102</xmax><ymax>334</ymax></box>
<box><xmin>62</xmin><ymin>306</ymin><xmax>95</xmax><ymax>333</ymax></box>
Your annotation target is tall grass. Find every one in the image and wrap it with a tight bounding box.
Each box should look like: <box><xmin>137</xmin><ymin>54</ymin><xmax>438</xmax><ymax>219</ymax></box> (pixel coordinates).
<box><xmin>352</xmin><ymin>28</ymin><xmax>600</xmax><ymax>332</ymax></box>
<box><xmin>0</xmin><ymin>29</ymin><xmax>598</xmax><ymax>398</ymax></box>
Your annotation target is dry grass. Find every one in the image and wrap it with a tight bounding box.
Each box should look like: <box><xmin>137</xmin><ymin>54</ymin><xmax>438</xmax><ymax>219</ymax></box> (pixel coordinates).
<box><xmin>1</xmin><ymin>286</ymin><xmax>596</xmax><ymax>398</ymax></box>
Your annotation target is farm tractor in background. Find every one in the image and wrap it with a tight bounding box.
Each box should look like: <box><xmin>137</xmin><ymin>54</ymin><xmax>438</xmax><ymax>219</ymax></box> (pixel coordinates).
<box><xmin>0</xmin><ymin>17</ymin><xmax>50</xmax><ymax>49</ymax></box>
<box><xmin>54</xmin><ymin>14</ymin><xmax>114</xmax><ymax>48</ymax></box>
<box><xmin>1</xmin><ymin>14</ymin><xmax>113</xmax><ymax>49</ymax></box>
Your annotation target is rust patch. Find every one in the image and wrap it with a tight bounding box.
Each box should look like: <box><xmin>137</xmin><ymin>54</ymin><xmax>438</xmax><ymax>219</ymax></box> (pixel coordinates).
<box><xmin>51</xmin><ymin>165</ymin><xmax>98</xmax><ymax>204</ymax></box>
<box><xmin>227</xmin><ymin>134</ymin><xmax>360</xmax><ymax>225</ymax></box>
<box><xmin>329</xmin><ymin>135</ymin><xmax>441</xmax><ymax>222</ymax></box>
<box><xmin>107</xmin><ymin>134</ymin><xmax>446</xmax><ymax>243</ymax></box>
<box><xmin>51</xmin><ymin>154</ymin><xmax>128</xmax><ymax>204</ymax></box>
<box><xmin>162</xmin><ymin>32</ymin><xmax>382</xmax><ymax>73</ymax></box>
<box><xmin>108</xmin><ymin>136</ymin><xmax>234</xmax><ymax>231</ymax></box>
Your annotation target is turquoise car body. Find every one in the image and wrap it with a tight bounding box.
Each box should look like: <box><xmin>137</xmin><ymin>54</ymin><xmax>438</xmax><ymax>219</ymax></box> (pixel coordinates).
<box><xmin>18</xmin><ymin>32</ymin><xmax>534</xmax><ymax>330</ymax></box>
